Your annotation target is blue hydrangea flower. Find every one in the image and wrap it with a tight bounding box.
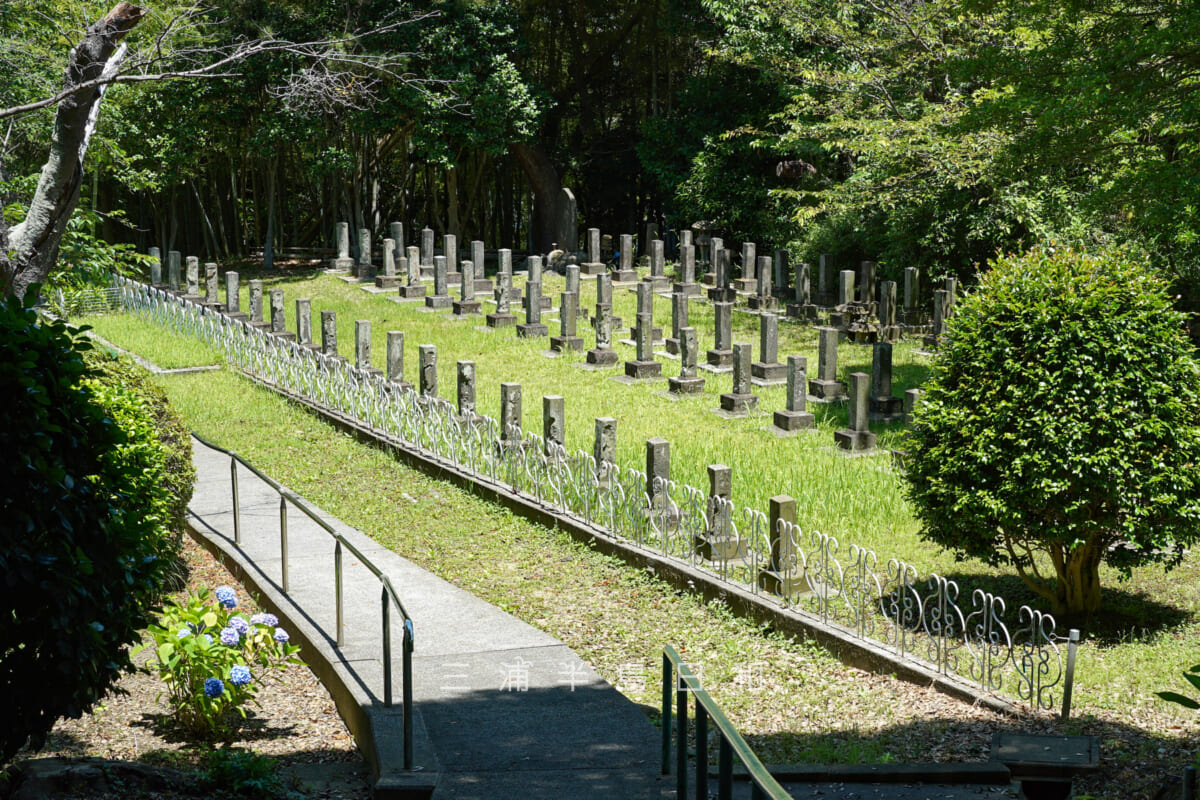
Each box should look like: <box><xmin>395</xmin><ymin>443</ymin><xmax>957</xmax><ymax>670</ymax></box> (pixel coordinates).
<box><xmin>202</xmin><ymin>634</ymin><xmax>213</xmax><ymax>645</ymax></box>
<box><xmin>250</xmin><ymin>613</ymin><xmax>279</xmax><ymax>627</ymax></box>
<box><xmin>273</xmin><ymin>627</ymin><xmax>290</xmax><ymax>644</ymax></box>
<box><xmin>214</xmin><ymin>586</ymin><xmax>238</xmax><ymax>609</ymax></box>
<box><xmin>204</xmin><ymin>677</ymin><xmax>225</xmax><ymax>698</ymax></box>
<box><xmin>229</xmin><ymin>665</ymin><xmax>252</xmax><ymax>686</ymax></box>
<box><xmin>176</xmin><ymin>628</ymin><xmax>192</xmax><ymax>639</ymax></box>
<box><xmin>229</xmin><ymin>616</ymin><xmax>250</xmax><ymax>635</ymax></box>
<box><xmin>219</xmin><ymin>627</ymin><xmax>240</xmax><ymax>646</ymax></box>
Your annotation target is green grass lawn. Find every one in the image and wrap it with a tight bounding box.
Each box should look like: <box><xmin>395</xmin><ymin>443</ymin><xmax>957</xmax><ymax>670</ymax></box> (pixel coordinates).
<box><xmin>81</xmin><ymin>312</ymin><xmax>223</xmax><ymax>369</ymax></box>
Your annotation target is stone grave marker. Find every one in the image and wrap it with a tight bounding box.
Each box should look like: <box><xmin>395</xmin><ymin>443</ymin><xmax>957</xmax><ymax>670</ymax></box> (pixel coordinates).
<box><xmin>668</xmin><ymin>327</ymin><xmax>705</xmax><ymax>395</ymax></box>
<box><xmin>516</xmin><ymin>280</ymin><xmax>548</xmax><ymax>339</ymax></box>
<box><xmin>674</xmin><ymin>243</ymin><xmax>700</xmax><ymax>297</ymax></box>
<box><xmin>451</xmin><ymin>259</ymin><xmax>481</xmax><ymax>317</ymax></box>
<box><xmin>878</xmin><ymin>280</ymin><xmax>899</xmax><ymax>341</ymax></box>
<box><xmin>149</xmin><ymin>246</ymin><xmax>162</xmax><ymax>285</ymax></box>
<box><xmin>869</xmin><ymin>342</ymin><xmax>903</xmax><ymax>418</ymax></box>
<box><xmin>487</xmin><ymin>272</ymin><xmax>517</xmax><ymax>328</ymax></box>
<box><xmin>443</xmin><ymin>234</ymin><xmax>461</xmax><ymax>286</ymax></box>
<box><xmin>550</xmin><ymin>291</ymin><xmax>584</xmax><ymax>352</ymax></box>
<box><xmin>418</xmin><ymin>344</ymin><xmax>437</xmax><ymax>398</ymax></box>
<box><xmin>420</xmin><ymin>227</ymin><xmax>435</xmax><ymax>272</ymax></box>
<box><xmin>457</xmin><ymin>361</ymin><xmax>476</xmax><ymax>420</ymax></box>
<box><xmin>184</xmin><ymin>256</ymin><xmax>200</xmax><ymax>298</ymax></box>
<box><xmin>390</xmin><ymin>222</ymin><xmax>405</xmax><ymax>255</ymax></box>
<box><xmin>356</xmin><ymin>228</ymin><xmax>373</xmax><ymax>280</ymax></box>
<box><xmin>749</xmin><ymin>255</ymin><xmax>776</xmax><ymax>310</ymax></box>
<box><xmin>665</xmin><ymin>291</ymin><xmax>688</xmax><ymax>355</ymax></box>
<box><xmin>331</xmin><ymin>222</ymin><xmax>354</xmax><ymax>271</ymax></box>
<box><xmin>375</xmin><ymin>238</ymin><xmax>400</xmax><ymax>288</ymax></box>
<box><xmin>773</xmin><ymin>249</ymin><xmax>788</xmax><ymax>301</ymax></box>
<box><xmin>386</xmin><ymin>331</ymin><xmax>409</xmax><ymax>388</ymax></box>
<box><xmin>694</xmin><ymin>464</ymin><xmax>744</xmax><ymax>562</ymax></box>
<box><xmin>248</xmin><ymin>280</ymin><xmax>270</xmax><ymax>329</ymax></box>
<box><xmin>773</xmin><ymin>356</ymin><xmax>816</xmax><ymax>432</ymax></box>
<box><xmin>705</xmin><ymin>301</ymin><xmax>734</xmax><ymax>370</ymax></box>
<box><xmin>204</xmin><ymin>263</ymin><xmax>220</xmax><ymax>308</ymax></box>
<box><xmin>817</xmin><ymin>253</ymin><xmax>835</xmax><ymax>307</ymax></box>
<box><xmin>543</xmin><ymin>395</ymin><xmax>565</xmax><ymax>455</ymax></box>
<box><xmin>399</xmin><ymin>246</ymin><xmax>426</xmax><ymax>299</ymax></box>
<box><xmin>645</xmin><ymin>239</ymin><xmax>669</xmax><ymax>289</ymax></box>
<box><xmin>168</xmin><ymin>250</ymin><xmax>181</xmax><ymax>292</ymax></box>
<box><xmin>320</xmin><ymin>310</ymin><xmax>338</xmax><ymax>358</ymax></box>
<box><xmin>613</xmin><ymin>233</ymin><xmax>637</xmax><ymax>282</ymax></box>
<box><xmin>834</xmin><ymin>372</ymin><xmax>877</xmax><ymax>452</ymax></box>
<box><xmin>500</xmin><ymin>382</ymin><xmax>522</xmax><ymax>443</ymax></box>
<box><xmin>758</xmin><ymin>496</ymin><xmax>803</xmax><ymax>596</ymax></box>
<box><xmin>624</xmin><ymin>312</ymin><xmax>662</xmax><ymax>380</ymax></box>
<box><xmin>296</xmin><ymin>298</ymin><xmax>315</xmax><ymax>349</ymax></box>
<box><xmin>860</xmin><ymin>260</ymin><xmax>877</xmax><ymax>306</ymax></box>
<box><xmin>224</xmin><ymin>271</ymin><xmax>247</xmax><ymax>321</ymax></box>
<box><xmin>269</xmin><ymin>289</ymin><xmax>294</xmax><ymax>340</ymax></box>
<box><xmin>582</xmin><ymin>228</ymin><xmax>605</xmax><ymax>274</ymax></box>
<box><xmin>751</xmin><ymin>313</ymin><xmax>787</xmax><ymax>385</ymax></box>
<box><xmin>809</xmin><ymin>326</ymin><xmax>846</xmax><ymax>400</ymax></box>
<box><xmin>734</xmin><ymin>242</ymin><xmax>757</xmax><ymax>294</ymax></box>
<box><xmin>425</xmin><ymin>256</ymin><xmax>452</xmax><ymax>309</ymax></box>
<box><xmin>355</xmin><ymin>320</ymin><xmax>383</xmax><ymax>376</ymax></box>
<box><xmin>585</xmin><ymin>303</ymin><xmax>619</xmax><ymax>366</ymax></box>
<box><xmin>719</xmin><ymin>342</ymin><xmax>758</xmax><ymax>415</ymax></box>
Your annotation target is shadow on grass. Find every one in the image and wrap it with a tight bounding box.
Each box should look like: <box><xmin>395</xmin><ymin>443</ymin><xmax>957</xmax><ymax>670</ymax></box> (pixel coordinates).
<box><xmin>935</xmin><ymin>570</ymin><xmax>1194</xmax><ymax>646</ymax></box>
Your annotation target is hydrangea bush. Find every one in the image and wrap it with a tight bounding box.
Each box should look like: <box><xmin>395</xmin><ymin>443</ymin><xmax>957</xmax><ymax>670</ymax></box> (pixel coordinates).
<box><xmin>139</xmin><ymin>586</ymin><xmax>301</xmax><ymax>739</ymax></box>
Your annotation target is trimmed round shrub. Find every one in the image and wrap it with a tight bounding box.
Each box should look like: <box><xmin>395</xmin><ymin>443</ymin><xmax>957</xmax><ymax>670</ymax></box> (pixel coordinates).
<box><xmin>0</xmin><ymin>294</ymin><xmax>193</xmax><ymax>762</ymax></box>
<box><xmin>904</xmin><ymin>246</ymin><xmax>1200</xmax><ymax>615</ymax></box>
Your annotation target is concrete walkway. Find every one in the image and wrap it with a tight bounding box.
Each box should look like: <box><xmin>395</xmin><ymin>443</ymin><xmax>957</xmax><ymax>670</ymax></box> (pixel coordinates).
<box><xmin>186</xmin><ymin>435</ymin><xmax>669</xmax><ymax>800</ymax></box>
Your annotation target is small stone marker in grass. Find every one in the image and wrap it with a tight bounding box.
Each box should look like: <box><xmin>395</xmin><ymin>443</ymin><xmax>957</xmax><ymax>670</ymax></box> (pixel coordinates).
<box><xmin>452</xmin><ymin>260</ymin><xmax>481</xmax><ymax>317</ymax></box>
<box><xmin>419</xmin><ymin>344</ymin><xmax>437</xmax><ymax>399</ymax></box>
<box><xmin>705</xmin><ymin>302</ymin><xmax>734</xmax><ymax>371</ymax></box>
<box><xmin>375</xmin><ymin>238</ymin><xmax>400</xmax><ymax>289</ymax></box>
<box><xmin>320</xmin><ymin>310</ymin><xmax>338</xmax><ymax>359</ymax></box>
<box><xmin>624</xmin><ymin>312</ymin><xmax>663</xmax><ymax>380</ymax></box>
<box><xmin>486</xmin><ymin>272</ymin><xmax>517</xmax><ymax>328</ymax></box>
<box><xmin>808</xmin><ymin>327</ymin><xmax>846</xmax><ymax>401</ymax></box>
<box><xmin>330</xmin><ymin>222</ymin><xmax>354</xmax><ymax>271</ymax></box>
<box><xmin>425</xmin><ymin>256</ymin><xmax>452</xmax><ymax>310</ymax></box>
<box><xmin>517</xmin><ymin>281</ymin><xmax>549</xmax><ymax>339</ymax></box>
<box><xmin>585</xmin><ymin>303</ymin><xmax>619</xmax><ymax>367</ymax></box>
<box><xmin>758</xmin><ymin>495</ymin><xmax>804</xmax><ymax>597</ymax></box>
<box><xmin>386</xmin><ymin>331</ymin><xmax>409</xmax><ymax>390</ymax></box>
<box><xmin>550</xmin><ymin>291</ymin><xmax>584</xmax><ymax>352</ymax></box>
<box><xmin>869</xmin><ymin>342</ymin><xmax>904</xmax><ymax>419</ymax></box>
<box><xmin>751</xmin><ymin>313</ymin><xmax>787</xmax><ymax>385</ymax></box>
<box><xmin>694</xmin><ymin>464</ymin><xmax>744</xmax><ymax>562</ymax></box>
<box><xmin>668</xmin><ymin>327</ymin><xmax>705</xmax><ymax>396</ymax></box>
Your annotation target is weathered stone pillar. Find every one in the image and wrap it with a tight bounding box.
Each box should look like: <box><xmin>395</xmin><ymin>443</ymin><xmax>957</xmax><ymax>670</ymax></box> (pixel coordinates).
<box><xmin>501</xmin><ymin>382</ymin><xmax>522</xmax><ymax>442</ymax></box>
<box><xmin>551</xmin><ymin>291</ymin><xmax>583</xmax><ymax>352</ymax></box>
<box><xmin>835</xmin><ymin>373</ymin><xmax>877</xmax><ymax>452</ymax></box>
<box><xmin>419</xmin><ymin>344</ymin><xmax>437</xmax><ymax>397</ymax></box>
<box><xmin>204</xmin><ymin>263</ymin><xmax>219</xmax><ymax>305</ymax></box>
<box><xmin>751</xmin><ymin>313</ymin><xmax>786</xmax><ymax>384</ymax></box>
<box><xmin>320</xmin><ymin>310</ymin><xmax>337</xmax><ymax>357</ymax></box>
<box><xmin>666</xmin><ymin>291</ymin><xmax>688</xmax><ymax>355</ymax></box>
<box><xmin>185</xmin><ymin>256</ymin><xmax>200</xmax><ymax>296</ymax></box>
<box><xmin>149</xmin><ymin>247</ymin><xmax>162</xmax><ymax>284</ymax></box>
<box><xmin>758</xmin><ymin>495</ymin><xmax>801</xmax><ymax>596</ymax></box>
<box><xmin>386</xmin><ymin>331</ymin><xmax>407</xmax><ymax>386</ymax></box>
<box><xmin>457</xmin><ymin>361</ymin><xmax>476</xmax><ymax>418</ymax></box>
<box><xmin>542</xmin><ymin>395</ymin><xmax>565</xmax><ymax>455</ymax></box>
<box><xmin>809</xmin><ymin>327</ymin><xmax>846</xmax><ymax>400</ymax></box>
<box><xmin>774</xmin><ymin>356</ymin><xmax>815</xmax><ymax>432</ymax></box>
<box><xmin>720</xmin><ymin>343</ymin><xmax>758</xmax><ymax>414</ymax></box>
<box><xmin>706</xmin><ymin>301</ymin><xmax>734</xmax><ymax>368</ymax></box>
<box><xmin>168</xmin><ymin>250</ymin><xmax>181</xmax><ymax>291</ymax></box>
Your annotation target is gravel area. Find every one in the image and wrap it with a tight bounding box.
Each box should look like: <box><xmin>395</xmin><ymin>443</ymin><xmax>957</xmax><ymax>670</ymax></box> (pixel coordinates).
<box><xmin>8</xmin><ymin>535</ymin><xmax>370</xmax><ymax>799</ymax></box>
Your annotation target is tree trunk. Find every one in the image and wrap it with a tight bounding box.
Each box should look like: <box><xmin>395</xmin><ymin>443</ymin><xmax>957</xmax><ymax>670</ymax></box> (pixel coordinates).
<box><xmin>510</xmin><ymin>142</ymin><xmax>562</xmax><ymax>253</ymax></box>
<box><xmin>1</xmin><ymin>2</ymin><xmax>144</xmax><ymax>299</ymax></box>
<box><xmin>1055</xmin><ymin>542</ymin><xmax>1104</xmax><ymax>615</ymax></box>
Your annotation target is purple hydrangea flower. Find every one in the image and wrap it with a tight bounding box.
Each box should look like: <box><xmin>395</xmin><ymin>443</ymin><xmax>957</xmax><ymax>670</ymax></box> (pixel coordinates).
<box><xmin>229</xmin><ymin>665</ymin><xmax>252</xmax><ymax>686</ymax></box>
<box><xmin>202</xmin><ymin>634</ymin><xmax>213</xmax><ymax>645</ymax></box>
<box><xmin>219</xmin><ymin>627</ymin><xmax>240</xmax><ymax>646</ymax></box>
<box><xmin>204</xmin><ymin>677</ymin><xmax>224</xmax><ymax>698</ymax></box>
<box><xmin>273</xmin><ymin>627</ymin><xmax>290</xmax><ymax>644</ymax></box>
<box><xmin>176</xmin><ymin>628</ymin><xmax>192</xmax><ymax>639</ymax></box>
<box><xmin>229</xmin><ymin>616</ymin><xmax>250</xmax><ymax>635</ymax></box>
<box><xmin>250</xmin><ymin>613</ymin><xmax>279</xmax><ymax>627</ymax></box>
<box><xmin>214</xmin><ymin>586</ymin><xmax>238</xmax><ymax>609</ymax></box>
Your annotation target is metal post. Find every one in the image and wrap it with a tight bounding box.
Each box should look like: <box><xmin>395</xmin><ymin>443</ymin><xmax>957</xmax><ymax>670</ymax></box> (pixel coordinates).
<box><xmin>231</xmin><ymin>457</ymin><xmax>241</xmax><ymax>545</ymax></box>
<box><xmin>1060</xmin><ymin>628</ymin><xmax>1080</xmax><ymax>721</ymax></box>
<box><xmin>403</xmin><ymin>619</ymin><xmax>414</xmax><ymax>771</ymax></box>
<box><xmin>335</xmin><ymin>540</ymin><xmax>345</xmax><ymax>647</ymax></box>
<box><xmin>718</xmin><ymin>736</ymin><xmax>732</xmax><ymax>800</ymax></box>
<box><xmin>279</xmin><ymin>495</ymin><xmax>288</xmax><ymax>592</ymax></box>
<box><xmin>382</xmin><ymin>587</ymin><xmax>392</xmax><ymax>707</ymax></box>
<box><xmin>695</xmin><ymin>705</ymin><xmax>707</xmax><ymax>800</ymax></box>
<box><xmin>677</xmin><ymin>670</ymin><xmax>688</xmax><ymax>800</ymax></box>
<box><xmin>661</xmin><ymin>653</ymin><xmax>672</xmax><ymax>775</ymax></box>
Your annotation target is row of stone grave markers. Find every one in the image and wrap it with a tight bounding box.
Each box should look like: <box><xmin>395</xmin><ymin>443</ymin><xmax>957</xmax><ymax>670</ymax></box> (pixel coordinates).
<box><xmin>318</xmin><ymin>219</ymin><xmax>962</xmax><ymax>349</ymax></box>
<box><xmin>144</xmin><ymin>237</ymin><xmax>922</xmax><ymax>453</ymax></box>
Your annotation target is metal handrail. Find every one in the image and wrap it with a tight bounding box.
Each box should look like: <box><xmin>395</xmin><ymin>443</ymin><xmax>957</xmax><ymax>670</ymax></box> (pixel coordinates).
<box><xmin>662</xmin><ymin>644</ymin><xmax>791</xmax><ymax>800</ymax></box>
<box><xmin>193</xmin><ymin>432</ymin><xmax>416</xmax><ymax>770</ymax></box>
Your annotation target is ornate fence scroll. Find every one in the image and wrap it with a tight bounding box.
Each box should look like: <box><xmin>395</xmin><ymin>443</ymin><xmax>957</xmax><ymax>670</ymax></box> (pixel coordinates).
<box><xmin>115</xmin><ymin>275</ymin><xmax>1076</xmax><ymax>713</ymax></box>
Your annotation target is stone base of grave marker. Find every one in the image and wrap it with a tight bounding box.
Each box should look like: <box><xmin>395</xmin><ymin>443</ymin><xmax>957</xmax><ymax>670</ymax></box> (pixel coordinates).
<box><xmin>707</xmin><ymin>287</ymin><xmax>737</xmax><ymax>303</ymax></box>
<box><xmin>733</xmin><ymin>278</ymin><xmax>757</xmax><ymax>294</ymax></box>
<box><xmin>398</xmin><ymin>284</ymin><xmax>426</xmax><ymax>299</ymax></box>
<box><xmin>642</xmin><ymin>275</ymin><xmax>670</xmax><ymax>291</ymax></box>
<box><xmin>719</xmin><ymin>392</ymin><xmax>758</xmax><ymax>414</ymax></box>
<box><xmin>474</xmin><ymin>278</ymin><xmax>494</xmax><ymax>295</ymax></box>
<box><xmin>758</xmin><ymin>567</ymin><xmax>804</xmax><ymax>598</ymax></box>
<box><xmin>846</xmin><ymin>327</ymin><xmax>878</xmax><ymax>345</ymax></box>
<box><xmin>250</xmin><ymin>321</ymin><xmax>273</xmax><ymax>332</ymax></box>
<box><xmin>773</xmin><ymin>409</ymin><xmax>815</xmax><ymax>432</ymax></box>
<box><xmin>203</xmin><ymin>302</ymin><xmax>225</xmax><ymax>313</ymax></box>
<box><xmin>706</xmin><ymin>348</ymin><xmax>733</xmax><ymax>369</ymax></box>
<box><xmin>486</xmin><ymin>312</ymin><xmax>516</xmax><ymax>328</ymax></box>
<box><xmin>870</xmin><ymin>395</ymin><xmax>904</xmax><ymax>418</ymax></box>
<box><xmin>694</xmin><ymin>533</ymin><xmax>746</xmax><ymax>562</ymax></box>
<box><xmin>374</xmin><ymin>275</ymin><xmax>401</xmax><ymax>289</ymax></box>
<box><xmin>550</xmin><ymin>335</ymin><xmax>584</xmax><ymax>352</ymax></box>
<box><xmin>225</xmin><ymin>311</ymin><xmax>250</xmax><ymax>323</ymax></box>
<box><xmin>611</xmin><ymin>268</ymin><xmax>638</xmax><ymax>283</ymax></box>
<box><xmin>624</xmin><ymin>360</ymin><xmax>662</xmax><ymax>380</ymax></box>
<box><xmin>902</xmin><ymin>309</ymin><xmax>924</xmax><ymax>326</ymax></box>
<box><xmin>182</xmin><ymin>293</ymin><xmax>204</xmax><ymax>304</ymax></box>
<box><xmin>359</xmin><ymin>366</ymin><xmax>385</xmax><ymax>379</ymax></box>
<box><xmin>270</xmin><ymin>331</ymin><xmax>298</xmax><ymax>343</ymax></box>
<box><xmin>878</xmin><ymin>325</ymin><xmax>901</xmax><ymax>342</ymax></box>
<box><xmin>700</xmin><ymin>271</ymin><xmax>716</xmax><ymax>287</ymax></box>
<box><xmin>356</xmin><ymin>264</ymin><xmax>377</xmax><ymax>281</ymax></box>
<box><xmin>834</xmin><ymin>429</ymin><xmax>877</xmax><ymax>452</ymax></box>
<box><xmin>425</xmin><ymin>295</ymin><xmax>453</xmax><ymax>310</ymax></box>
<box><xmin>747</xmin><ymin>296</ymin><xmax>778</xmax><ymax>312</ymax></box>
<box><xmin>672</xmin><ymin>282</ymin><xmax>701</xmax><ymax>297</ymax></box>
<box><xmin>447</xmin><ymin>271</ymin><xmax>462</xmax><ymax>286</ymax></box>
<box><xmin>668</xmin><ymin>375</ymin><xmax>705</xmax><ymax>395</ymax></box>
<box><xmin>664</xmin><ymin>337</ymin><xmax>681</xmax><ymax>356</ymax></box>
<box><xmin>329</xmin><ymin>257</ymin><xmax>355</xmax><ymax>272</ymax></box>
<box><xmin>922</xmin><ymin>332</ymin><xmax>940</xmax><ymax>350</ymax></box>
<box><xmin>452</xmin><ymin>299</ymin><xmax>482</xmax><ymax>317</ymax></box>
<box><xmin>516</xmin><ymin>323</ymin><xmax>549</xmax><ymax>339</ymax></box>
<box><xmin>586</xmin><ymin>348</ymin><xmax>619</xmax><ymax>366</ymax></box>
<box><xmin>751</xmin><ymin>362</ymin><xmax>787</xmax><ymax>385</ymax></box>
<box><xmin>301</xmin><ymin>342</ymin><xmax>322</xmax><ymax>354</ymax></box>
<box><xmin>808</xmin><ymin>378</ymin><xmax>847</xmax><ymax>401</ymax></box>
<box><xmin>580</xmin><ymin>261</ymin><xmax>606</xmax><ymax>275</ymax></box>
<box><xmin>786</xmin><ymin>303</ymin><xmax>821</xmax><ymax>320</ymax></box>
